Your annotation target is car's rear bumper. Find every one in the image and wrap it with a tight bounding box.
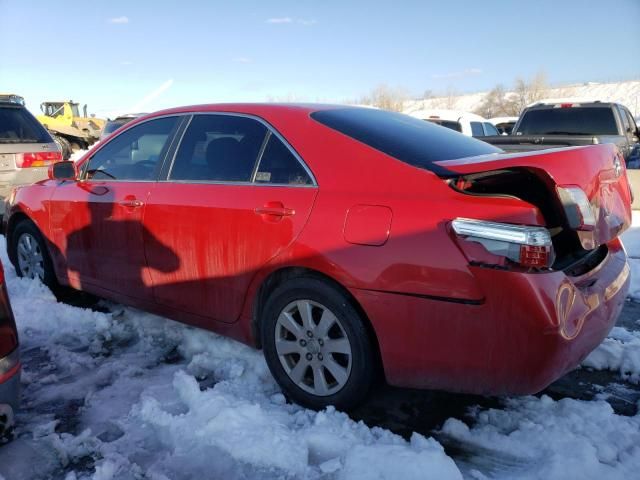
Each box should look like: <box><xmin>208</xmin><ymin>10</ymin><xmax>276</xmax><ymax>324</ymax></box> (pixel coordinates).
<box><xmin>353</xmin><ymin>238</ymin><xmax>629</xmax><ymax>395</ymax></box>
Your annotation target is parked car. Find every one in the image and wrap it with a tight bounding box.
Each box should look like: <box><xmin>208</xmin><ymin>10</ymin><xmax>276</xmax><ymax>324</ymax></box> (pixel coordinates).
<box><xmin>0</xmin><ymin>261</ymin><xmax>19</xmax><ymax>439</ymax></box>
<box><xmin>3</xmin><ymin>105</ymin><xmax>631</xmax><ymax>411</ymax></box>
<box><xmin>99</xmin><ymin>113</ymin><xmax>146</xmax><ymax>141</ymax></box>
<box><xmin>0</xmin><ymin>94</ymin><xmax>61</xmax><ymax>215</ymax></box>
<box><xmin>483</xmin><ymin>100</ymin><xmax>639</xmax><ymax>161</ymax></box>
<box><xmin>489</xmin><ymin>116</ymin><xmax>518</xmax><ymax>135</ymax></box>
<box><xmin>408</xmin><ymin>109</ymin><xmax>500</xmax><ymax>137</ymax></box>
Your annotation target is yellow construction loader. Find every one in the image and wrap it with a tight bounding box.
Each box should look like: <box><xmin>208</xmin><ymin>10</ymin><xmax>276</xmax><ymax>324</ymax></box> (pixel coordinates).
<box><xmin>36</xmin><ymin>101</ymin><xmax>106</xmax><ymax>159</ymax></box>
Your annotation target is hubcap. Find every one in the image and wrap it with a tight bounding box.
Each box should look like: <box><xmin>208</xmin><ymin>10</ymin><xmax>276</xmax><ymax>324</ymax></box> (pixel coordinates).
<box><xmin>16</xmin><ymin>233</ymin><xmax>45</xmax><ymax>280</ymax></box>
<box><xmin>275</xmin><ymin>299</ymin><xmax>352</xmax><ymax>396</ymax></box>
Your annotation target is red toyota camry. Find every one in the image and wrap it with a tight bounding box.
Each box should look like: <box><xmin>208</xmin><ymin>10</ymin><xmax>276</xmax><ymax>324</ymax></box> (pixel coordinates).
<box><xmin>3</xmin><ymin>104</ymin><xmax>631</xmax><ymax>410</ymax></box>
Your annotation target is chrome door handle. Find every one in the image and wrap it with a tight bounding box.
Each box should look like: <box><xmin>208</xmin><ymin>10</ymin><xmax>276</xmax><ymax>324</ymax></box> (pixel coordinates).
<box><xmin>255</xmin><ymin>205</ymin><xmax>295</xmax><ymax>217</ymax></box>
<box><xmin>119</xmin><ymin>199</ymin><xmax>144</xmax><ymax>208</ymax></box>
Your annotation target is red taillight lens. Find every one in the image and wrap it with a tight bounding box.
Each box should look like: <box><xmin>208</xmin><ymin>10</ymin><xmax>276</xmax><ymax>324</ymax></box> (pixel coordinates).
<box><xmin>16</xmin><ymin>151</ymin><xmax>62</xmax><ymax>168</ymax></box>
<box><xmin>519</xmin><ymin>245</ymin><xmax>552</xmax><ymax>268</ymax></box>
<box><xmin>451</xmin><ymin>218</ymin><xmax>555</xmax><ymax>269</ymax></box>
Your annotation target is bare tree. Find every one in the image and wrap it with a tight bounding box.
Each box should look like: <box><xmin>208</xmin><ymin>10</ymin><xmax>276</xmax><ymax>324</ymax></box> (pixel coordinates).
<box><xmin>359</xmin><ymin>84</ymin><xmax>409</xmax><ymax>111</ymax></box>
<box><xmin>474</xmin><ymin>84</ymin><xmax>513</xmax><ymax>118</ymax></box>
<box><xmin>511</xmin><ymin>71</ymin><xmax>548</xmax><ymax>115</ymax></box>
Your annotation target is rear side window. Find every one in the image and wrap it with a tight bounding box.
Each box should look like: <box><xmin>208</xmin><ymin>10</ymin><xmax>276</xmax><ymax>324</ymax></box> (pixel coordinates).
<box><xmin>255</xmin><ymin>134</ymin><xmax>312</xmax><ymax>185</ymax></box>
<box><xmin>483</xmin><ymin>123</ymin><xmax>499</xmax><ymax>136</ymax></box>
<box><xmin>0</xmin><ymin>106</ymin><xmax>51</xmax><ymax>144</ymax></box>
<box><xmin>311</xmin><ymin>108</ymin><xmax>500</xmax><ymax>175</ymax></box>
<box><xmin>516</xmin><ymin>107</ymin><xmax>618</xmax><ymax>135</ymax></box>
<box><xmin>170</xmin><ymin>114</ymin><xmax>267</xmax><ymax>182</ymax></box>
<box><xmin>470</xmin><ymin>122</ymin><xmax>484</xmax><ymax>137</ymax></box>
<box><xmin>86</xmin><ymin>116</ymin><xmax>179</xmax><ymax>181</ymax></box>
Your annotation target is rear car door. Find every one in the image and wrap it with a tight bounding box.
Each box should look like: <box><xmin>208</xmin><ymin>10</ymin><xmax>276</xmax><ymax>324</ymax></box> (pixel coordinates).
<box><xmin>49</xmin><ymin>116</ymin><xmax>181</xmax><ymax>298</ymax></box>
<box><xmin>143</xmin><ymin>113</ymin><xmax>317</xmax><ymax>323</ymax></box>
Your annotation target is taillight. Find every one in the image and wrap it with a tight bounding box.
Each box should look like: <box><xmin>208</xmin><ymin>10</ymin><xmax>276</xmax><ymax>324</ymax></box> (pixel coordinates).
<box><xmin>451</xmin><ymin>218</ymin><xmax>555</xmax><ymax>268</ymax></box>
<box><xmin>556</xmin><ymin>186</ymin><xmax>596</xmax><ymax>231</ymax></box>
<box><xmin>15</xmin><ymin>151</ymin><xmax>62</xmax><ymax>168</ymax></box>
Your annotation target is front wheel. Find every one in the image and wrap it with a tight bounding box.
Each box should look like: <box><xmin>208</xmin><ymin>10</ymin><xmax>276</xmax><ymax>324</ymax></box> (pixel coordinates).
<box><xmin>261</xmin><ymin>277</ymin><xmax>376</xmax><ymax>411</ymax></box>
<box><xmin>10</xmin><ymin>220</ymin><xmax>57</xmax><ymax>288</ymax></box>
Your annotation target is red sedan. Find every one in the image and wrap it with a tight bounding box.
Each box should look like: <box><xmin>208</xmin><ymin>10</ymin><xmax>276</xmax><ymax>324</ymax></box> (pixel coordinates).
<box><xmin>0</xmin><ymin>261</ymin><xmax>19</xmax><ymax>438</ymax></box>
<box><xmin>3</xmin><ymin>104</ymin><xmax>632</xmax><ymax>410</ymax></box>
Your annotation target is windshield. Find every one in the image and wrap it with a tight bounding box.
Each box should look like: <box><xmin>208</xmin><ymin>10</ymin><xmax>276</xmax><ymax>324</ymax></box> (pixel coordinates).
<box><xmin>311</xmin><ymin>108</ymin><xmax>501</xmax><ymax>175</ymax></box>
<box><xmin>516</xmin><ymin>107</ymin><xmax>618</xmax><ymax>135</ymax></box>
<box><xmin>0</xmin><ymin>106</ymin><xmax>52</xmax><ymax>144</ymax></box>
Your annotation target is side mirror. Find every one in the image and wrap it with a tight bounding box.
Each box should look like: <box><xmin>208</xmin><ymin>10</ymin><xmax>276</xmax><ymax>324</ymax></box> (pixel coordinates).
<box><xmin>49</xmin><ymin>161</ymin><xmax>77</xmax><ymax>181</ymax></box>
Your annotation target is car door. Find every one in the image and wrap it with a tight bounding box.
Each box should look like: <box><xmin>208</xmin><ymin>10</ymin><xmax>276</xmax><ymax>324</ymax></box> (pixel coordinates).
<box><xmin>143</xmin><ymin>113</ymin><xmax>317</xmax><ymax>323</ymax></box>
<box><xmin>48</xmin><ymin>116</ymin><xmax>181</xmax><ymax>298</ymax></box>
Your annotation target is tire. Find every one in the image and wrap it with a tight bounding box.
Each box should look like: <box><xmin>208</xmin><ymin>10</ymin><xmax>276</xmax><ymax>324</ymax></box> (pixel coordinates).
<box><xmin>52</xmin><ymin>135</ymin><xmax>71</xmax><ymax>160</ymax></box>
<box><xmin>10</xmin><ymin>220</ymin><xmax>58</xmax><ymax>289</ymax></box>
<box><xmin>261</xmin><ymin>277</ymin><xmax>376</xmax><ymax>411</ymax></box>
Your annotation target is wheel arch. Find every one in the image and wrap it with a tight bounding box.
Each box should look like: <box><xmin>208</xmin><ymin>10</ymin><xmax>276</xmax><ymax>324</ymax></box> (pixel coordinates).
<box><xmin>252</xmin><ymin>266</ymin><xmax>384</xmax><ymax>375</ymax></box>
<box><xmin>6</xmin><ymin>211</ymin><xmax>33</xmax><ymax>265</ymax></box>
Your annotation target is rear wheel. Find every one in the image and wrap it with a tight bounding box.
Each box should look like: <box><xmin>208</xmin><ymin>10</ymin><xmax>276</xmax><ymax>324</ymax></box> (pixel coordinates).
<box><xmin>261</xmin><ymin>277</ymin><xmax>376</xmax><ymax>411</ymax></box>
<box><xmin>10</xmin><ymin>220</ymin><xmax>57</xmax><ymax>288</ymax></box>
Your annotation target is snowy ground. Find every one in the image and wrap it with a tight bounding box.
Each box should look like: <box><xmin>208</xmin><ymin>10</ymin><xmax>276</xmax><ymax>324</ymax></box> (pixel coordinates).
<box><xmin>1</xmin><ymin>222</ymin><xmax>640</xmax><ymax>479</ymax></box>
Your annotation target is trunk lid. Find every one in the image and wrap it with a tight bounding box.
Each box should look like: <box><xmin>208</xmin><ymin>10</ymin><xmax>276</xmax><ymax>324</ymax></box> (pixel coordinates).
<box><xmin>436</xmin><ymin>144</ymin><xmax>632</xmax><ymax>250</ymax></box>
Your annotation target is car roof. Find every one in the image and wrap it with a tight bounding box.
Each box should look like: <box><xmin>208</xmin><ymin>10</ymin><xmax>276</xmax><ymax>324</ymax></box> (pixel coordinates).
<box><xmin>406</xmin><ymin>109</ymin><xmax>487</xmax><ymax>122</ymax></box>
<box><xmin>488</xmin><ymin>116</ymin><xmax>518</xmax><ymax>124</ymax></box>
<box><xmin>526</xmin><ymin>98</ymin><xmax>615</xmax><ymax>108</ymax></box>
<box><xmin>149</xmin><ymin>103</ymin><xmax>337</xmax><ymax>117</ymax></box>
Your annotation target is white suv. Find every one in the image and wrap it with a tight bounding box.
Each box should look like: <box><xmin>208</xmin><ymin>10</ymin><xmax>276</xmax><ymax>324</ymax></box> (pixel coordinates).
<box><xmin>0</xmin><ymin>94</ymin><xmax>61</xmax><ymax>215</ymax></box>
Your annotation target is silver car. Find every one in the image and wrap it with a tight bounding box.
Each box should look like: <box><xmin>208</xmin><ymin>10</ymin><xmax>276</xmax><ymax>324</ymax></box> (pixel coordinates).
<box><xmin>0</xmin><ymin>95</ymin><xmax>60</xmax><ymax>215</ymax></box>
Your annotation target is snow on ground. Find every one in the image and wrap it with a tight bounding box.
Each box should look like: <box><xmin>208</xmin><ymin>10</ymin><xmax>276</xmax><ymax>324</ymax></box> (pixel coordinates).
<box><xmin>0</xmin><ymin>237</ymin><xmax>460</xmax><ymax>480</ymax></box>
<box><xmin>581</xmin><ymin>211</ymin><xmax>640</xmax><ymax>384</ymax></box>
<box><xmin>1</xmin><ymin>216</ymin><xmax>640</xmax><ymax>478</ymax></box>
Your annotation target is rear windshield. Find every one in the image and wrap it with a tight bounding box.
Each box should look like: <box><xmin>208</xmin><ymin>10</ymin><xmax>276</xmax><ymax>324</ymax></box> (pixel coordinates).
<box><xmin>102</xmin><ymin>118</ymin><xmax>133</xmax><ymax>136</ymax></box>
<box><xmin>425</xmin><ymin>119</ymin><xmax>462</xmax><ymax>132</ymax></box>
<box><xmin>311</xmin><ymin>108</ymin><xmax>500</xmax><ymax>175</ymax></box>
<box><xmin>515</xmin><ymin>107</ymin><xmax>618</xmax><ymax>136</ymax></box>
<box><xmin>0</xmin><ymin>106</ymin><xmax>51</xmax><ymax>144</ymax></box>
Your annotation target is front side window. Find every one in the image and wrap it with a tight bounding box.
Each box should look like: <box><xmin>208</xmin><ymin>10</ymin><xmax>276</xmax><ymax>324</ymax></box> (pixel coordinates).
<box><xmin>470</xmin><ymin>122</ymin><xmax>484</xmax><ymax>137</ymax></box>
<box><xmin>254</xmin><ymin>134</ymin><xmax>312</xmax><ymax>185</ymax></box>
<box><xmin>170</xmin><ymin>114</ymin><xmax>267</xmax><ymax>182</ymax></box>
<box><xmin>85</xmin><ymin>116</ymin><xmax>179</xmax><ymax>181</ymax></box>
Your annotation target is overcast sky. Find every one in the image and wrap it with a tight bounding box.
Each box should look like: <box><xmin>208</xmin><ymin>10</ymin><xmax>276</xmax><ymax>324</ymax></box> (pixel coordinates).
<box><xmin>1</xmin><ymin>0</ymin><xmax>639</xmax><ymax>116</ymax></box>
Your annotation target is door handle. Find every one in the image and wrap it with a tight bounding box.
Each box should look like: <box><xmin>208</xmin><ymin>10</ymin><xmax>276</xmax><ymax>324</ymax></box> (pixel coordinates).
<box><xmin>255</xmin><ymin>203</ymin><xmax>295</xmax><ymax>217</ymax></box>
<box><xmin>119</xmin><ymin>199</ymin><xmax>144</xmax><ymax>208</ymax></box>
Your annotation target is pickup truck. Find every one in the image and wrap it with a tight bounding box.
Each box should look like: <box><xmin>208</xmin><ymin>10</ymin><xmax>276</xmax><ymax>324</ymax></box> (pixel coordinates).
<box><xmin>483</xmin><ymin>101</ymin><xmax>639</xmax><ymax>162</ymax></box>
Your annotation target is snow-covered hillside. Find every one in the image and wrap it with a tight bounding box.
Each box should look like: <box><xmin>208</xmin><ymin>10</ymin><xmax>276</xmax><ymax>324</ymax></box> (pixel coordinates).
<box><xmin>404</xmin><ymin>80</ymin><xmax>640</xmax><ymax>116</ymax></box>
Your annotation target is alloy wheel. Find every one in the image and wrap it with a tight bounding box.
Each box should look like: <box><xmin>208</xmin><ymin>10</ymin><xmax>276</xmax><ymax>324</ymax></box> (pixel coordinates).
<box><xmin>16</xmin><ymin>233</ymin><xmax>45</xmax><ymax>280</ymax></box>
<box><xmin>275</xmin><ymin>299</ymin><xmax>352</xmax><ymax>396</ymax></box>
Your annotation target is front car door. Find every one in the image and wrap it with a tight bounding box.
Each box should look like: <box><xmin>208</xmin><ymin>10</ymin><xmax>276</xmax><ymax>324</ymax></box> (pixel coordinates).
<box><xmin>48</xmin><ymin>116</ymin><xmax>181</xmax><ymax>298</ymax></box>
<box><xmin>143</xmin><ymin>113</ymin><xmax>317</xmax><ymax>323</ymax></box>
